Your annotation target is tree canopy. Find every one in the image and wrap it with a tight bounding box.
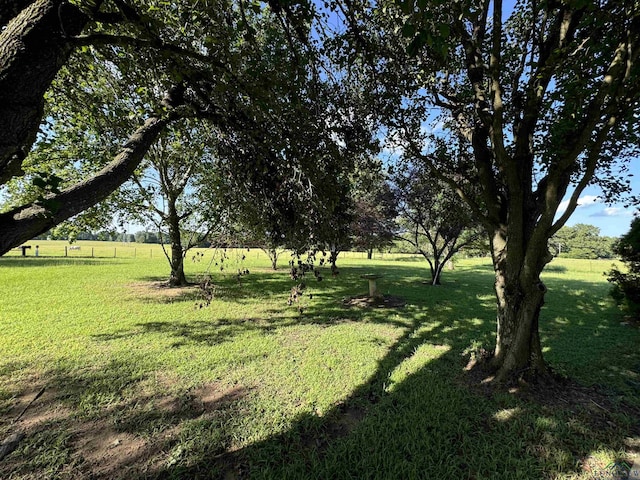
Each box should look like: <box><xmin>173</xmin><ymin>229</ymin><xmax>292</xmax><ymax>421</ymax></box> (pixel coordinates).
<box><xmin>0</xmin><ymin>0</ymin><xmax>371</xmax><ymax>255</ymax></box>
<box><xmin>550</xmin><ymin>224</ymin><xmax>616</xmax><ymax>259</ymax></box>
<box><xmin>393</xmin><ymin>159</ymin><xmax>483</xmax><ymax>285</ymax></box>
<box><xmin>333</xmin><ymin>0</ymin><xmax>640</xmax><ymax>381</ymax></box>
<box><xmin>608</xmin><ymin>215</ymin><xmax>640</xmax><ymax>320</ymax></box>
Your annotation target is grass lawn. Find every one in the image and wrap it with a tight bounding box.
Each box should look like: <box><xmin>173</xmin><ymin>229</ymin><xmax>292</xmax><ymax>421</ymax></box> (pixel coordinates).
<box><xmin>0</xmin><ymin>242</ymin><xmax>638</xmax><ymax>479</ymax></box>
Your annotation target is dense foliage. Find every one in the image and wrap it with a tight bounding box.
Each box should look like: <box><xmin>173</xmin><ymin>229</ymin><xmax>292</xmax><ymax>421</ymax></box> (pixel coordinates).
<box><xmin>550</xmin><ymin>224</ymin><xmax>617</xmax><ymax>259</ymax></box>
<box><xmin>608</xmin><ymin>216</ymin><xmax>640</xmax><ymax>320</ymax></box>
<box><xmin>392</xmin><ymin>160</ymin><xmax>483</xmax><ymax>285</ymax></box>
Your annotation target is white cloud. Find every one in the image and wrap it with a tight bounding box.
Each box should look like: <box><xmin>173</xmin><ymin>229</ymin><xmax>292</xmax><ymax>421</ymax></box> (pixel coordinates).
<box><xmin>590</xmin><ymin>207</ymin><xmax>634</xmax><ymax>218</ymax></box>
<box><xmin>557</xmin><ymin>195</ymin><xmax>601</xmax><ymax>215</ymax></box>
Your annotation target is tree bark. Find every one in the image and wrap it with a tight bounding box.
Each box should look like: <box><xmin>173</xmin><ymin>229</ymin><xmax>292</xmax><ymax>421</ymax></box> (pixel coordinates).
<box><xmin>0</xmin><ymin>0</ymin><xmax>35</xmax><ymax>28</ymax></box>
<box><xmin>0</xmin><ymin>116</ymin><xmax>170</xmax><ymax>255</ymax></box>
<box><xmin>431</xmin><ymin>261</ymin><xmax>444</xmax><ymax>286</ymax></box>
<box><xmin>166</xmin><ymin>201</ymin><xmax>187</xmax><ymax>287</ymax></box>
<box><xmin>329</xmin><ymin>248</ymin><xmax>339</xmax><ymax>272</ymax></box>
<box><xmin>0</xmin><ymin>0</ymin><xmax>100</xmax><ymax>183</ymax></box>
<box><xmin>269</xmin><ymin>249</ymin><xmax>278</xmax><ymax>270</ymax></box>
<box><xmin>488</xmin><ymin>230</ymin><xmax>550</xmax><ymax>383</ymax></box>
<box><xmin>367</xmin><ymin>248</ymin><xmax>372</xmax><ymax>260</ymax></box>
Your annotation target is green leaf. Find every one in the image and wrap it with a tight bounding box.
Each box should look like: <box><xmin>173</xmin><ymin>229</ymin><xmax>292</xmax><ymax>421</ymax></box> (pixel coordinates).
<box><xmin>33</xmin><ymin>177</ymin><xmax>47</xmax><ymax>189</ymax></box>
<box><xmin>401</xmin><ymin>22</ymin><xmax>416</xmax><ymax>38</ymax></box>
<box><xmin>398</xmin><ymin>0</ymin><xmax>413</xmax><ymax>15</ymax></box>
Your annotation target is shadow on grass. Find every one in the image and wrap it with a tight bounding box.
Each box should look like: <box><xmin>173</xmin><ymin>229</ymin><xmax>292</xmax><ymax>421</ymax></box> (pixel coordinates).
<box><xmin>383</xmin><ymin>254</ymin><xmax>425</xmax><ymax>263</ymax></box>
<box><xmin>540</xmin><ymin>276</ymin><xmax>640</xmax><ymax>407</ymax></box>
<box><xmin>0</xmin><ymin>356</ymin><xmax>250</xmax><ymax>479</ymax></box>
<box><xmin>103</xmin><ymin>264</ymin><xmax>496</xmax><ymax>350</ymax></box>
<box><xmin>3</xmin><ymin>264</ymin><xmax>639</xmax><ymax>479</ymax></box>
<box><xmin>543</xmin><ymin>264</ymin><xmax>568</xmax><ymax>274</ymax></box>
<box><xmin>88</xmin><ymin>267</ymin><xmax>640</xmax><ymax>478</ymax></box>
<box><xmin>146</xmin><ymin>277</ymin><xmax>639</xmax><ymax>480</ymax></box>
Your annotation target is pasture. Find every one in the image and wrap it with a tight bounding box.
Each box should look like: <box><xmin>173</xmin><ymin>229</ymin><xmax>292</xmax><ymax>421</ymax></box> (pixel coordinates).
<box><xmin>0</xmin><ymin>241</ymin><xmax>638</xmax><ymax>479</ymax></box>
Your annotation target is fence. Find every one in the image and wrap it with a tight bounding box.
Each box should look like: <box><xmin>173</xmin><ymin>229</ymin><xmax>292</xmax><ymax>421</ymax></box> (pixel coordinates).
<box><xmin>4</xmin><ymin>242</ymin><xmax>160</xmax><ymax>259</ymax></box>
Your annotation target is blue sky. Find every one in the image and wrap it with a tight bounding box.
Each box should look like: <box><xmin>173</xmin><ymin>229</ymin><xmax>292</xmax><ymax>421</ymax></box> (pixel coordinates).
<box><xmin>558</xmin><ymin>183</ymin><xmax>639</xmax><ymax>238</ymax></box>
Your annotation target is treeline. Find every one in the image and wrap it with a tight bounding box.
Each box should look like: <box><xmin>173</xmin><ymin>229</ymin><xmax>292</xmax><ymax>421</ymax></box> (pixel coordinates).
<box><xmin>550</xmin><ymin>224</ymin><xmax>618</xmax><ymax>259</ymax></box>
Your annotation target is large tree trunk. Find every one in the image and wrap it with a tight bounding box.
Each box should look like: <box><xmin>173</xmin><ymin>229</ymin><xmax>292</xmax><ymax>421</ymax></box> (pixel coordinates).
<box><xmin>0</xmin><ymin>0</ymin><xmax>100</xmax><ymax>183</ymax></box>
<box><xmin>166</xmin><ymin>202</ymin><xmax>187</xmax><ymax>287</ymax></box>
<box><xmin>489</xmin><ymin>230</ymin><xmax>551</xmax><ymax>383</ymax></box>
<box><xmin>0</xmin><ymin>116</ymin><xmax>171</xmax><ymax>254</ymax></box>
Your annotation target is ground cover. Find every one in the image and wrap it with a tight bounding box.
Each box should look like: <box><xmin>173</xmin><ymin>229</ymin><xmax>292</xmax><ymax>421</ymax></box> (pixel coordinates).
<box><xmin>0</xmin><ymin>247</ymin><xmax>638</xmax><ymax>479</ymax></box>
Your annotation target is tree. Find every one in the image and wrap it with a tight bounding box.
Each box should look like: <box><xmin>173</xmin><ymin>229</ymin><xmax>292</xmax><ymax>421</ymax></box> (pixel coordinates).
<box><xmin>350</xmin><ymin>160</ymin><xmax>397</xmax><ymax>260</ymax></box>
<box><xmin>134</xmin><ymin>231</ymin><xmax>160</xmax><ymax>244</ymax></box>
<box><xmin>608</xmin><ymin>215</ymin><xmax>640</xmax><ymax>320</ymax></box>
<box><xmin>311</xmin><ymin>178</ymin><xmax>354</xmax><ymax>273</ymax></box>
<box><xmin>550</xmin><ymin>224</ymin><xmax>616</xmax><ymax>259</ymax></box>
<box><xmin>0</xmin><ymin>1</ymin><xmax>347</xmax><ymax>255</ymax></box>
<box><xmin>340</xmin><ymin>0</ymin><xmax>640</xmax><ymax>381</ymax></box>
<box><xmin>198</xmin><ymin>35</ymin><xmax>376</xmax><ymax>269</ymax></box>
<box><xmin>0</xmin><ymin>1</ymin><xmax>185</xmax><ymax>253</ymax></box>
<box><xmin>393</xmin><ymin>160</ymin><xmax>483</xmax><ymax>285</ymax></box>
<box><xmin>120</xmin><ymin>123</ymin><xmax>222</xmax><ymax>286</ymax></box>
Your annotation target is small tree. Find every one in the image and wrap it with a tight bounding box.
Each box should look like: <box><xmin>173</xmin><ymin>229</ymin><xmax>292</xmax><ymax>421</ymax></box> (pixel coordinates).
<box><xmin>315</xmin><ymin>180</ymin><xmax>354</xmax><ymax>273</ymax></box>
<box><xmin>393</xmin><ymin>161</ymin><xmax>483</xmax><ymax>285</ymax></box>
<box><xmin>608</xmin><ymin>216</ymin><xmax>640</xmax><ymax>320</ymax></box>
<box><xmin>121</xmin><ymin>123</ymin><xmax>221</xmax><ymax>286</ymax></box>
<box><xmin>351</xmin><ymin>161</ymin><xmax>397</xmax><ymax>259</ymax></box>
<box><xmin>253</xmin><ymin>231</ymin><xmax>286</xmax><ymax>271</ymax></box>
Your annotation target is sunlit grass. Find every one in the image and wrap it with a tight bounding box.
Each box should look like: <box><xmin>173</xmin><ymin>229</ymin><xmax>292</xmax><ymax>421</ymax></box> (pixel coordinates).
<box><xmin>0</xmin><ymin>249</ymin><xmax>638</xmax><ymax>479</ymax></box>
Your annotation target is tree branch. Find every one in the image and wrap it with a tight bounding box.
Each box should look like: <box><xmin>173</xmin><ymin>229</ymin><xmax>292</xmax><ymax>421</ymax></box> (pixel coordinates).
<box><xmin>0</xmin><ymin>0</ymin><xmax>100</xmax><ymax>183</ymax></box>
<box><xmin>549</xmin><ymin>114</ymin><xmax>617</xmax><ymax>236</ymax></box>
<box><xmin>0</xmin><ymin>0</ymin><xmax>34</xmax><ymax>28</ymax></box>
<box><xmin>0</xmin><ymin>107</ymin><xmax>184</xmax><ymax>254</ymax></box>
<box><xmin>68</xmin><ymin>33</ymin><xmax>229</xmax><ymax>71</ymax></box>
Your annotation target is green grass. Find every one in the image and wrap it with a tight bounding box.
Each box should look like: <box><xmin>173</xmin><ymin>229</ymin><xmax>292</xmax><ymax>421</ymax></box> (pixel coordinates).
<box><xmin>0</xmin><ymin>246</ymin><xmax>638</xmax><ymax>479</ymax></box>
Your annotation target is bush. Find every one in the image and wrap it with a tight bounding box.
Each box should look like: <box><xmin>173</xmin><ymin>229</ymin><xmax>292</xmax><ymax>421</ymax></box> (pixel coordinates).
<box><xmin>607</xmin><ymin>216</ymin><xmax>640</xmax><ymax>320</ymax></box>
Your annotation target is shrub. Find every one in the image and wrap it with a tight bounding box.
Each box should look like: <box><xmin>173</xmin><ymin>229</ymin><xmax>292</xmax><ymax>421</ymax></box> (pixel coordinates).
<box><xmin>608</xmin><ymin>216</ymin><xmax>640</xmax><ymax>320</ymax></box>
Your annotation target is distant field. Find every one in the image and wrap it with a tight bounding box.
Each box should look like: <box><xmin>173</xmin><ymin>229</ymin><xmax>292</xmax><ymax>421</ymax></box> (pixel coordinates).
<box><xmin>0</xmin><ymin>248</ymin><xmax>637</xmax><ymax>479</ymax></box>
<box><xmin>3</xmin><ymin>240</ymin><xmax>460</xmax><ymax>262</ymax></box>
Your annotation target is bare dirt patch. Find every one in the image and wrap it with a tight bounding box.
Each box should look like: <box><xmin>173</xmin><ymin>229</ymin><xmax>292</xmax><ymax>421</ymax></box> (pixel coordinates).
<box><xmin>127</xmin><ymin>281</ymin><xmax>201</xmax><ymax>302</ymax></box>
<box><xmin>72</xmin><ymin>419</ymin><xmax>151</xmax><ymax>477</ymax></box>
<box><xmin>0</xmin><ymin>379</ymin><xmax>248</xmax><ymax>479</ymax></box>
<box><xmin>193</xmin><ymin>383</ymin><xmax>246</xmax><ymax>413</ymax></box>
<box><xmin>4</xmin><ymin>385</ymin><xmax>71</xmax><ymax>430</ymax></box>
